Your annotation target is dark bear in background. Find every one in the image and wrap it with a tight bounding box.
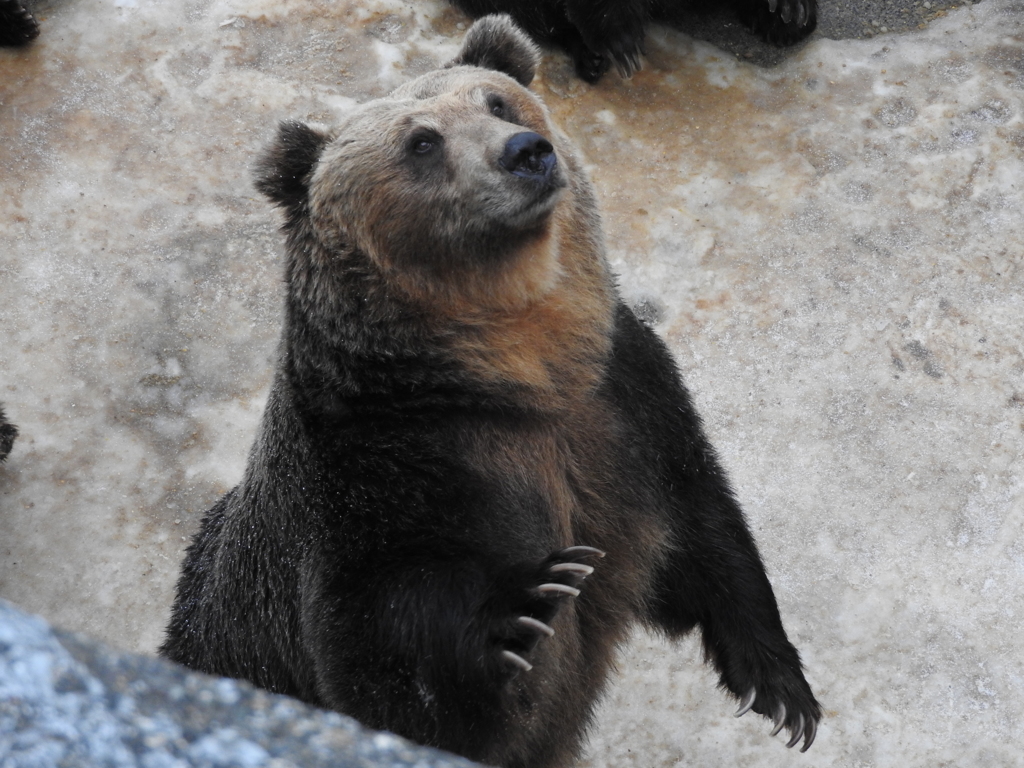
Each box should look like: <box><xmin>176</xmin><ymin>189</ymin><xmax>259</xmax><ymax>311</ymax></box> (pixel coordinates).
<box><xmin>161</xmin><ymin>15</ymin><xmax>820</xmax><ymax>768</ymax></box>
<box><xmin>0</xmin><ymin>0</ymin><xmax>39</xmax><ymax>46</ymax></box>
<box><xmin>0</xmin><ymin>404</ymin><xmax>17</xmax><ymax>463</ymax></box>
<box><xmin>449</xmin><ymin>0</ymin><xmax>817</xmax><ymax>81</ymax></box>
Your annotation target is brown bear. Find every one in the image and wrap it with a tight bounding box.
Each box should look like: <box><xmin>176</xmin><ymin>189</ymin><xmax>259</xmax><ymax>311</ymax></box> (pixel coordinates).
<box><xmin>160</xmin><ymin>15</ymin><xmax>820</xmax><ymax>768</ymax></box>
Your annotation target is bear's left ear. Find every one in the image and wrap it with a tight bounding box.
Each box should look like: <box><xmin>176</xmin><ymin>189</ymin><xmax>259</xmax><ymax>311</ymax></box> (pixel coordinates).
<box><xmin>254</xmin><ymin>121</ymin><xmax>333</xmax><ymax>215</ymax></box>
<box><xmin>447</xmin><ymin>14</ymin><xmax>541</xmax><ymax>87</ymax></box>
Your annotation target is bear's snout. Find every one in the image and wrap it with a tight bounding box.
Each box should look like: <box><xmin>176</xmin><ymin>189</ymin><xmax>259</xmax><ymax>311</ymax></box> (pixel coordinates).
<box><xmin>499</xmin><ymin>132</ymin><xmax>557</xmax><ymax>186</ymax></box>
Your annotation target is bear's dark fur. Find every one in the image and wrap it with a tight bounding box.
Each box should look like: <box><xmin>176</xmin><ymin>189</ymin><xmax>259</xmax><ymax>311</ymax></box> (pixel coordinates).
<box><xmin>0</xmin><ymin>0</ymin><xmax>39</xmax><ymax>46</ymax></box>
<box><xmin>0</xmin><ymin>404</ymin><xmax>17</xmax><ymax>463</ymax></box>
<box><xmin>161</xmin><ymin>15</ymin><xmax>820</xmax><ymax>767</ymax></box>
<box><xmin>448</xmin><ymin>0</ymin><xmax>817</xmax><ymax>81</ymax></box>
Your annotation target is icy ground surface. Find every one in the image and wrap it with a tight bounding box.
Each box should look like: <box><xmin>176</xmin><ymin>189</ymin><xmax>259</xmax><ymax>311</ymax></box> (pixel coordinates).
<box><xmin>2</xmin><ymin>0</ymin><xmax>1023</xmax><ymax>766</ymax></box>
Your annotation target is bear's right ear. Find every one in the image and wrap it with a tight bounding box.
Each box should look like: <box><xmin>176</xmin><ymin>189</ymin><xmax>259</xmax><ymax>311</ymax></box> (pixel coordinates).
<box><xmin>448</xmin><ymin>14</ymin><xmax>541</xmax><ymax>87</ymax></box>
<box><xmin>254</xmin><ymin>121</ymin><xmax>332</xmax><ymax>213</ymax></box>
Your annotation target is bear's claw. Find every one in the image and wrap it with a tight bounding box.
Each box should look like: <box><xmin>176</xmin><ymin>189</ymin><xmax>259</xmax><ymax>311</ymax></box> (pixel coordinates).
<box><xmin>732</xmin><ymin>682</ymin><xmax>818</xmax><ymax>751</ymax></box>
<box><xmin>501</xmin><ymin>650</ymin><xmax>533</xmax><ymax>672</ymax></box>
<box><xmin>517</xmin><ymin>616</ymin><xmax>555</xmax><ymax>637</ymax></box>
<box><xmin>799</xmin><ymin>715</ymin><xmax>817</xmax><ymax>752</ymax></box>
<box><xmin>785</xmin><ymin>713</ymin><xmax>805</xmax><ymax>749</ymax></box>
<box><xmin>606</xmin><ymin>36</ymin><xmax>644</xmax><ymax>79</ymax></box>
<box><xmin>497</xmin><ymin>545</ymin><xmax>604</xmax><ymax>674</ymax></box>
<box><xmin>559</xmin><ymin>546</ymin><xmax>606</xmax><ymax>559</ymax></box>
<box><xmin>549</xmin><ymin>562</ymin><xmax>595</xmax><ymax>577</ymax></box>
<box><xmin>536</xmin><ymin>582</ymin><xmax>581</xmax><ymax>597</ymax></box>
<box><xmin>734</xmin><ymin>687</ymin><xmax>756</xmax><ymax>717</ymax></box>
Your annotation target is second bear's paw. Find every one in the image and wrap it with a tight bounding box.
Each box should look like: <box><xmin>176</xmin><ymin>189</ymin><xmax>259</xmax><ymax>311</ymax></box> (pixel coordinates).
<box><xmin>0</xmin><ymin>0</ymin><xmax>40</xmax><ymax>46</ymax></box>
<box><xmin>568</xmin><ymin>42</ymin><xmax>610</xmax><ymax>84</ymax></box>
<box><xmin>567</xmin><ymin>5</ymin><xmax>646</xmax><ymax>80</ymax></box>
<box><xmin>739</xmin><ymin>0</ymin><xmax>817</xmax><ymax>46</ymax></box>
<box><xmin>601</xmin><ymin>29</ymin><xmax>645</xmax><ymax>80</ymax></box>
<box><xmin>498</xmin><ymin>546</ymin><xmax>605</xmax><ymax>673</ymax></box>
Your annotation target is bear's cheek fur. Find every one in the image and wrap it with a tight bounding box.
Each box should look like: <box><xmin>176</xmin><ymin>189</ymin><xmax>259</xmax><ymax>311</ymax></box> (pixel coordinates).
<box><xmin>360</xmin><ymin>175</ymin><xmax>561</xmax><ymax>287</ymax></box>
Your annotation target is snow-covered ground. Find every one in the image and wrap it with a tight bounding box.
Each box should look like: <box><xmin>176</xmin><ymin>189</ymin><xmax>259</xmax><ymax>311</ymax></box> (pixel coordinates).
<box><xmin>2</xmin><ymin>0</ymin><xmax>1023</xmax><ymax>765</ymax></box>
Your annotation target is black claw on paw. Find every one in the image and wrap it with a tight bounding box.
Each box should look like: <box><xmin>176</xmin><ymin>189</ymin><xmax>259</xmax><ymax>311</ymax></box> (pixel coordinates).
<box><xmin>738</xmin><ymin>0</ymin><xmax>817</xmax><ymax>47</ymax></box>
<box><xmin>496</xmin><ymin>546</ymin><xmax>604</xmax><ymax>673</ymax></box>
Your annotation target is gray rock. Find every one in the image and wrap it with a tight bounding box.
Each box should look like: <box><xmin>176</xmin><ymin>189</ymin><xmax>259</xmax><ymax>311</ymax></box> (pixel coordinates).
<box><xmin>0</xmin><ymin>599</ymin><xmax>484</xmax><ymax>768</ymax></box>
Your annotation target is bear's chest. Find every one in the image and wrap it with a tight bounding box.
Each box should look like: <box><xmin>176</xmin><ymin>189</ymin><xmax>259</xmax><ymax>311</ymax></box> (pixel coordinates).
<box><xmin>455</xmin><ymin>400</ymin><xmax>671</xmax><ymax>601</ymax></box>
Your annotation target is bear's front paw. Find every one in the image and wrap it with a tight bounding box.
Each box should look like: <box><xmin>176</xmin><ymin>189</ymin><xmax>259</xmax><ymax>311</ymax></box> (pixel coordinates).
<box><xmin>732</xmin><ymin>676</ymin><xmax>821</xmax><ymax>752</ymax></box>
<box><xmin>739</xmin><ymin>0</ymin><xmax>817</xmax><ymax>46</ymax></box>
<box><xmin>498</xmin><ymin>546</ymin><xmax>605</xmax><ymax>673</ymax></box>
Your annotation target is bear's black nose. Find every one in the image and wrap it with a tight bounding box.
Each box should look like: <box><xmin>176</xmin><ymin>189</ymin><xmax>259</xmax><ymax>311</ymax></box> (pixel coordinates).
<box><xmin>499</xmin><ymin>132</ymin><xmax>557</xmax><ymax>184</ymax></box>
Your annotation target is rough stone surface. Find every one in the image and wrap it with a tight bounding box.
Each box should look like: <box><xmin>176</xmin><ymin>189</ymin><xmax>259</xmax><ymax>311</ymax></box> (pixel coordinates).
<box><xmin>0</xmin><ymin>599</ymin><xmax>483</xmax><ymax>768</ymax></box>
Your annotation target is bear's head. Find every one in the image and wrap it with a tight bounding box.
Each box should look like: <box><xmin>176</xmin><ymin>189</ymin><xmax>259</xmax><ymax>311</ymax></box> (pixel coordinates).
<box><xmin>256</xmin><ymin>15</ymin><xmax>592</xmax><ymax>313</ymax></box>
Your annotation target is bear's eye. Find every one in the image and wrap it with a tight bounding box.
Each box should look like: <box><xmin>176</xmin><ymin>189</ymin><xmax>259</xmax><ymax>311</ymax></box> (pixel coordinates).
<box><xmin>409</xmin><ymin>132</ymin><xmax>440</xmax><ymax>156</ymax></box>
<box><xmin>488</xmin><ymin>95</ymin><xmax>507</xmax><ymax>119</ymax></box>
